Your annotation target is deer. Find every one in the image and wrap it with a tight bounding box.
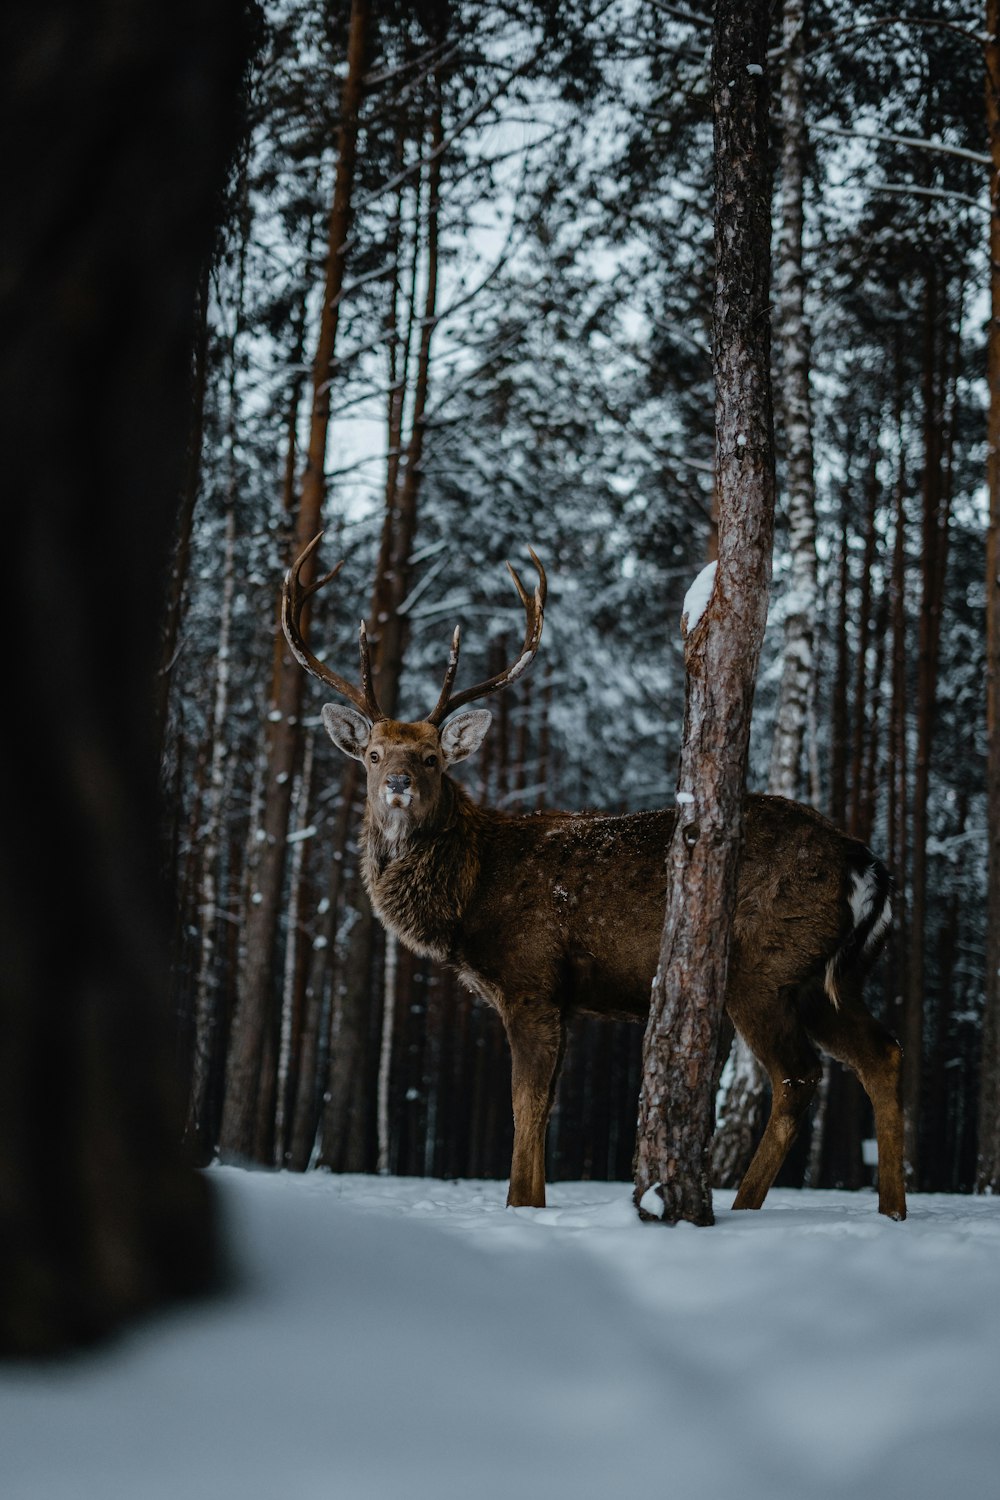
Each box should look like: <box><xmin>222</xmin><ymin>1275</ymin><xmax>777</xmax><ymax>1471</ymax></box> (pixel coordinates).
<box><xmin>283</xmin><ymin>535</ymin><xmax>906</xmax><ymax>1220</ymax></box>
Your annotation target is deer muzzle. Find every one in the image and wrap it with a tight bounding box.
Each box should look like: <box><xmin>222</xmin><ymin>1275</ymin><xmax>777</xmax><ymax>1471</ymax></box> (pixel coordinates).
<box><xmin>384</xmin><ymin>774</ymin><xmax>412</xmax><ymax>809</ymax></box>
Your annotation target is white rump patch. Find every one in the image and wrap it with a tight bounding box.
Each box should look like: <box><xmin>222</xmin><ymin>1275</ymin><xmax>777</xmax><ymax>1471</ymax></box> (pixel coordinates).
<box><xmin>848</xmin><ymin>868</ymin><xmax>876</xmax><ymax>927</ymax></box>
<box><xmin>849</xmin><ymin>866</ymin><xmax>892</xmax><ymax>953</ymax></box>
<box><xmin>865</xmin><ymin>892</ymin><xmax>893</xmax><ymax>955</ymax></box>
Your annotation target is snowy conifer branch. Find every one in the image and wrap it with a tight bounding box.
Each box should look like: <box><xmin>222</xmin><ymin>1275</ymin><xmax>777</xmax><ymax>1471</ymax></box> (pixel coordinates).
<box><xmin>812</xmin><ymin>121</ymin><xmax>990</xmax><ymax>169</ymax></box>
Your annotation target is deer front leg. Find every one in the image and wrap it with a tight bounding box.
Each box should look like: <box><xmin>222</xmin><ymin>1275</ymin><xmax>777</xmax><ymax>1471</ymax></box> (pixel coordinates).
<box><xmin>503</xmin><ymin>1003</ymin><xmax>566</xmax><ymax>1208</ymax></box>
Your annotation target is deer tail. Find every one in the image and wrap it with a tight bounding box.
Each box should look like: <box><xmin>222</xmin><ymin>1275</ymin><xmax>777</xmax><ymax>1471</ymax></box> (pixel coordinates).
<box><xmin>824</xmin><ymin>852</ymin><xmax>893</xmax><ymax>1010</ymax></box>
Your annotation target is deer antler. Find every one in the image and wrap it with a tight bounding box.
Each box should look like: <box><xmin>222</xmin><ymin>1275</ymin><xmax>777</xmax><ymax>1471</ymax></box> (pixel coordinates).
<box><xmin>426</xmin><ymin>548</ymin><xmax>547</xmax><ymax>726</ymax></box>
<box><xmin>281</xmin><ymin>532</ymin><xmax>385</xmax><ymax>722</ymax></box>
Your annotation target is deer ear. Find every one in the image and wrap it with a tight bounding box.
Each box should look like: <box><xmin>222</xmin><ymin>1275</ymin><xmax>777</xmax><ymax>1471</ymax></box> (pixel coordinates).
<box><xmin>440</xmin><ymin>709</ymin><xmax>492</xmax><ymax>766</ymax></box>
<box><xmin>322</xmin><ymin>704</ymin><xmax>372</xmax><ymax>761</ymax></box>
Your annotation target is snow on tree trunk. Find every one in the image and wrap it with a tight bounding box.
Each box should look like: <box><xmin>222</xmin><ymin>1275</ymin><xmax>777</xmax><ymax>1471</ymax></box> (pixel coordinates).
<box><xmin>633</xmin><ymin>0</ymin><xmax>776</xmax><ymax>1227</ymax></box>
<box><xmin>979</xmin><ymin>0</ymin><xmax>1000</xmax><ymax>1194</ymax></box>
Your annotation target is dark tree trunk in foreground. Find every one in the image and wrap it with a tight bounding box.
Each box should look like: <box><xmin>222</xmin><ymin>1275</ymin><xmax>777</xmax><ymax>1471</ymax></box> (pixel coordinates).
<box><xmin>0</xmin><ymin>0</ymin><xmax>250</xmax><ymax>1353</ymax></box>
<box><xmin>634</xmin><ymin>0</ymin><xmax>775</xmax><ymax>1226</ymax></box>
<box><xmin>979</xmin><ymin>0</ymin><xmax>1000</xmax><ymax>1194</ymax></box>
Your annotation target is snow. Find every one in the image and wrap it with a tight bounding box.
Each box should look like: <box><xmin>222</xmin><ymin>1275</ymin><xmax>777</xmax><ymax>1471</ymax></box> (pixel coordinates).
<box><xmin>638</xmin><ymin>1182</ymin><xmax>666</xmax><ymax>1217</ymax></box>
<box><xmin>682</xmin><ymin>560</ymin><xmax>717</xmax><ymax>637</ymax></box>
<box><xmin>2</xmin><ymin>1169</ymin><xmax>999</xmax><ymax>1500</ymax></box>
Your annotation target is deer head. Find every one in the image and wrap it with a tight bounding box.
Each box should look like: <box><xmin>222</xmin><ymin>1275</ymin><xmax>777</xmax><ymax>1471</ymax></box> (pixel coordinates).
<box><xmin>281</xmin><ymin>533</ymin><xmax>546</xmax><ymax>847</ymax></box>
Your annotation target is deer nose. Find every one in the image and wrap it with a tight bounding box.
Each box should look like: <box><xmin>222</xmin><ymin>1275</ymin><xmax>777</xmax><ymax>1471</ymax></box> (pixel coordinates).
<box><xmin>386</xmin><ymin>774</ymin><xmax>411</xmax><ymax>794</ymax></box>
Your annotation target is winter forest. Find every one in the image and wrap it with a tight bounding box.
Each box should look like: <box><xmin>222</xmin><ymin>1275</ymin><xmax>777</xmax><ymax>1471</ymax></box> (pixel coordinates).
<box><xmin>6</xmin><ymin>0</ymin><xmax>1000</xmax><ymax>1490</ymax></box>
<box><xmin>158</xmin><ymin>0</ymin><xmax>999</xmax><ymax>1203</ymax></box>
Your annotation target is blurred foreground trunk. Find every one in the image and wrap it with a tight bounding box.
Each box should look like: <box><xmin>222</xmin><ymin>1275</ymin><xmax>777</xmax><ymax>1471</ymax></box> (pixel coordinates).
<box><xmin>0</xmin><ymin>0</ymin><xmax>251</xmax><ymax>1353</ymax></box>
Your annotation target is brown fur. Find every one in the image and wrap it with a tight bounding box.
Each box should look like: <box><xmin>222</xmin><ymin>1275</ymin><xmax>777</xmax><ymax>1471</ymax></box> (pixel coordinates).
<box><xmin>325</xmin><ymin>713</ymin><xmax>905</xmax><ymax>1221</ymax></box>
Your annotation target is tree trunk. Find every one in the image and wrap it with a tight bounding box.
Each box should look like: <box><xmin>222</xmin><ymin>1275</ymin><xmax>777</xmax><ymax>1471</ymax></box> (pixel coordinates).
<box><xmin>377</xmin><ymin>933</ymin><xmax>400</xmax><ymax>1174</ymax></box>
<box><xmin>220</xmin><ymin>0</ymin><xmax>371</xmax><ymax>1160</ymax></box>
<box><xmin>713</xmin><ymin>0</ymin><xmax>816</xmax><ymax>1182</ymax></box>
<box><xmin>287</xmin><ymin>759</ymin><xmax>359</xmax><ymax>1170</ymax></box>
<box><xmin>848</xmin><ymin>454</ymin><xmax>879</xmax><ymax>838</ymax></box>
<box><xmin>186</xmin><ymin>500</ymin><xmax>238</xmax><ymax>1151</ymax></box>
<box><xmin>634</xmin><ymin>0</ymin><xmax>775</xmax><ymax>1227</ymax></box>
<box><xmin>157</xmin><ymin>256</ymin><xmax>213</xmax><ymax>738</ymax></box>
<box><xmin>829</xmin><ymin>498</ymin><xmax>851</xmax><ymax>827</ymax></box>
<box><xmin>979</xmin><ymin>0</ymin><xmax>1000</xmax><ymax>1193</ymax></box>
<box><xmin>768</xmin><ymin>0</ymin><xmax>818</xmax><ymax>803</ymax></box>
<box><xmin>904</xmin><ymin>266</ymin><xmax>947</xmax><ymax>1185</ymax></box>
<box><xmin>373</xmin><ymin>85</ymin><xmax>444</xmax><ymax>716</ymax></box>
<box><xmin>0</xmin><ymin>0</ymin><xmax>249</xmax><ymax>1353</ymax></box>
<box><xmin>273</xmin><ymin>742</ymin><xmax>313</xmax><ymax>1166</ymax></box>
<box><xmin>711</xmin><ymin>1038</ymin><xmax>769</xmax><ymax>1189</ymax></box>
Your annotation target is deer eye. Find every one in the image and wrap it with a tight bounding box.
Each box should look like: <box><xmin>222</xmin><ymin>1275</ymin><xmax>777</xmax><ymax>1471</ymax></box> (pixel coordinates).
<box><xmin>423</xmin><ymin>754</ymin><xmax>438</xmax><ymax>768</ymax></box>
<box><xmin>369</xmin><ymin>751</ymin><xmax>380</xmax><ymax>764</ymax></box>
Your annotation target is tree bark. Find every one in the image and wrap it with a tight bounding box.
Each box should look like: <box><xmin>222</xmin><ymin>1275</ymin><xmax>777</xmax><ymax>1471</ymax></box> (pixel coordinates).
<box><xmin>979</xmin><ymin>0</ymin><xmax>1000</xmax><ymax>1193</ymax></box>
<box><xmin>220</xmin><ymin>0</ymin><xmax>371</xmax><ymax>1160</ymax></box>
<box><xmin>904</xmin><ymin>266</ymin><xmax>947</xmax><ymax>1185</ymax></box>
<box><xmin>157</xmin><ymin>256</ymin><xmax>213</xmax><ymax>738</ymax></box>
<box><xmin>713</xmin><ymin>0</ymin><xmax>818</xmax><ymax>1185</ymax></box>
<box><xmin>829</xmin><ymin>498</ymin><xmax>851</xmax><ymax>827</ymax></box>
<box><xmin>768</xmin><ymin>0</ymin><xmax>818</xmax><ymax>803</ymax></box>
<box><xmin>0</xmin><ymin>0</ymin><xmax>250</xmax><ymax>1352</ymax></box>
<box><xmin>186</xmin><ymin>500</ymin><xmax>238</xmax><ymax>1151</ymax></box>
<box><xmin>634</xmin><ymin>0</ymin><xmax>775</xmax><ymax>1227</ymax></box>
<box><xmin>848</xmin><ymin>454</ymin><xmax>879</xmax><ymax>838</ymax></box>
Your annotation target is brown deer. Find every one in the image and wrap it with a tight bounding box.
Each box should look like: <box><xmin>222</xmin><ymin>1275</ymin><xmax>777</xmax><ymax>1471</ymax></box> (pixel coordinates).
<box><xmin>283</xmin><ymin>535</ymin><xmax>906</xmax><ymax>1219</ymax></box>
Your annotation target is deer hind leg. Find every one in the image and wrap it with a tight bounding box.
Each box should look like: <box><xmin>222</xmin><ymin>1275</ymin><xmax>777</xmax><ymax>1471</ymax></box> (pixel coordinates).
<box><xmin>730</xmin><ymin>995</ymin><xmax>821</xmax><ymax>1211</ymax></box>
<box><xmin>803</xmin><ymin>986</ymin><xmax>906</xmax><ymax>1221</ymax></box>
<box><xmin>503</xmin><ymin>1003</ymin><xmax>566</xmax><ymax>1209</ymax></box>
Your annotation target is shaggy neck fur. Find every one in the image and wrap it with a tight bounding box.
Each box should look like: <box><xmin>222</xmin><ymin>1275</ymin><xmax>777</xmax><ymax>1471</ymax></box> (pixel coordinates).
<box><xmin>361</xmin><ymin>776</ymin><xmax>485</xmax><ymax>961</ymax></box>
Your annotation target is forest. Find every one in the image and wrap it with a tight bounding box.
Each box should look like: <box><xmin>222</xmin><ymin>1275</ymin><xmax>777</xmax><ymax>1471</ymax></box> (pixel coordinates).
<box><xmin>159</xmin><ymin>0</ymin><xmax>999</xmax><ymax>1203</ymax></box>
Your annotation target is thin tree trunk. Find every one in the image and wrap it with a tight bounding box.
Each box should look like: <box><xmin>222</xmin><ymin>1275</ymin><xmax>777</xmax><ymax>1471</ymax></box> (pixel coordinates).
<box><xmin>274</xmin><ymin>740</ymin><xmax>313</xmax><ymax>1166</ymax></box>
<box><xmin>374</xmin><ymin>84</ymin><xmax>444</xmax><ymax>715</ymax></box>
<box><xmin>848</xmin><ymin>454</ymin><xmax>879</xmax><ymax>838</ymax></box>
<box><xmin>768</xmin><ymin>0</ymin><xmax>818</xmax><ymax>802</ymax></box>
<box><xmin>978</xmin><ymin>0</ymin><xmax>1000</xmax><ymax>1193</ymax></box>
<box><xmin>634</xmin><ymin>0</ymin><xmax>775</xmax><ymax>1226</ymax></box>
<box><xmin>711</xmin><ymin>1037</ymin><xmax>769</xmax><ymax>1188</ymax></box>
<box><xmin>858</xmin><ymin>586</ymin><xmax>889</xmax><ymax>844</ymax></box>
<box><xmin>829</xmin><ymin>498</ymin><xmax>851</xmax><ymax>827</ymax></box>
<box><xmin>377</xmin><ymin>933</ymin><xmax>399</xmax><ymax>1174</ymax></box>
<box><xmin>904</xmin><ymin>267</ymin><xmax>946</xmax><ymax>1185</ymax></box>
<box><xmin>888</xmin><ymin>430</ymin><xmax>910</xmax><ymax>1053</ymax></box>
<box><xmin>186</xmin><ymin>500</ymin><xmax>238</xmax><ymax>1150</ymax></box>
<box><xmin>220</xmin><ymin>0</ymin><xmax>371</xmax><ymax>1160</ymax></box>
<box><xmin>287</xmin><ymin>759</ymin><xmax>359</xmax><ymax>1170</ymax></box>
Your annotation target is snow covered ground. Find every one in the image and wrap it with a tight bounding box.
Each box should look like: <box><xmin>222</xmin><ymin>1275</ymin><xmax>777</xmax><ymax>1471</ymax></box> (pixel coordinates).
<box><xmin>3</xmin><ymin>1169</ymin><xmax>999</xmax><ymax>1500</ymax></box>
